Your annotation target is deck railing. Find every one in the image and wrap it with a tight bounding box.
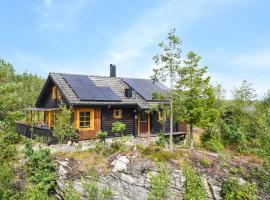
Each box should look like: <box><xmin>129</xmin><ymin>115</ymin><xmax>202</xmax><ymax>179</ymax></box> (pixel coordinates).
<box><xmin>16</xmin><ymin>122</ymin><xmax>54</xmax><ymax>143</ymax></box>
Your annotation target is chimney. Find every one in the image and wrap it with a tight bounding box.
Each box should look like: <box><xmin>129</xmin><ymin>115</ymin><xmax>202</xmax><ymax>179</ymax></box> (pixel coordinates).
<box><xmin>110</xmin><ymin>64</ymin><xmax>116</xmax><ymax>77</ymax></box>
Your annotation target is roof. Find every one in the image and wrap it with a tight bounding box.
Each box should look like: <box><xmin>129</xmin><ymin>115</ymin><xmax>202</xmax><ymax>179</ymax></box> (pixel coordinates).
<box><xmin>37</xmin><ymin>72</ymin><xmax>168</xmax><ymax>109</ymax></box>
<box><xmin>23</xmin><ymin>108</ymin><xmax>59</xmax><ymax>111</ymax></box>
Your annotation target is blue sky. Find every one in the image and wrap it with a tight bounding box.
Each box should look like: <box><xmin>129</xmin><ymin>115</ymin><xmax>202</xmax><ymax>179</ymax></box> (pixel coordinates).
<box><xmin>1</xmin><ymin>0</ymin><xmax>270</xmax><ymax>98</ymax></box>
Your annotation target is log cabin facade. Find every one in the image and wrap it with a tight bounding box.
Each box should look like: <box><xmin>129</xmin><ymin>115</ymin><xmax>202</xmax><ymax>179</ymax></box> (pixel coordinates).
<box><xmin>16</xmin><ymin>65</ymin><xmax>187</xmax><ymax>140</ymax></box>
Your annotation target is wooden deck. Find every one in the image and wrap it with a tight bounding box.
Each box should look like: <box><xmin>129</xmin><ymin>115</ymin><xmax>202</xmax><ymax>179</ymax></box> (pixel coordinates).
<box><xmin>16</xmin><ymin>122</ymin><xmax>54</xmax><ymax>143</ymax></box>
<box><xmin>138</xmin><ymin>131</ymin><xmax>187</xmax><ymax>138</ymax></box>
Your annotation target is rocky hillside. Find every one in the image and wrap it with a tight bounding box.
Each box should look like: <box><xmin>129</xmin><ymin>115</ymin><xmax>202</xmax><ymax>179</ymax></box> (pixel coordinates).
<box><xmin>50</xmin><ymin>137</ymin><xmax>269</xmax><ymax>200</ymax></box>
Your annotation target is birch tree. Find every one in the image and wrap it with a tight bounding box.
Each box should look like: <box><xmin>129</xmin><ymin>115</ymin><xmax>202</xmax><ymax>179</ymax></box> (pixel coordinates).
<box><xmin>151</xmin><ymin>29</ymin><xmax>182</xmax><ymax>150</ymax></box>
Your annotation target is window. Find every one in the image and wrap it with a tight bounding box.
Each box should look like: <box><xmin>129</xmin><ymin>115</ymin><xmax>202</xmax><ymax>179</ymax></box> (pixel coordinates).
<box><xmin>76</xmin><ymin>108</ymin><xmax>94</xmax><ymax>130</ymax></box>
<box><xmin>113</xmin><ymin>109</ymin><xmax>122</xmax><ymax>119</ymax></box>
<box><xmin>52</xmin><ymin>85</ymin><xmax>61</xmax><ymax>100</ymax></box>
<box><xmin>52</xmin><ymin>86</ymin><xmax>56</xmax><ymax>99</ymax></box>
<box><xmin>140</xmin><ymin>112</ymin><xmax>148</xmax><ymax>122</ymax></box>
<box><xmin>79</xmin><ymin>111</ymin><xmax>91</xmax><ymax>128</ymax></box>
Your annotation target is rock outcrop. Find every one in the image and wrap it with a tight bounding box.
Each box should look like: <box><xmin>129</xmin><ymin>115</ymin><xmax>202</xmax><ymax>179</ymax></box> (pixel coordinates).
<box><xmin>55</xmin><ymin>154</ymin><xmax>224</xmax><ymax>200</ymax></box>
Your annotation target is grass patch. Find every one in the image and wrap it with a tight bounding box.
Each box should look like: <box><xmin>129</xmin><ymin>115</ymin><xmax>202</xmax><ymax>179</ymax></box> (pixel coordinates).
<box><xmin>55</xmin><ymin>150</ymin><xmax>107</xmax><ymax>173</ymax></box>
<box><xmin>182</xmin><ymin>163</ymin><xmax>206</xmax><ymax>200</ymax></box>
<box><xmin>200</xmin><ymin>157</ymin><xmax>211</xmax><ymax>167</ymax></box>
<box><xmin>148</xmin><ymin>163</ymin><xmax>171</xmax><ymax>200</ymax></box>
<box><xmin>138</xmin><ymin>145</ymin><xmax>180</xmax><ymax>162</ymax></box>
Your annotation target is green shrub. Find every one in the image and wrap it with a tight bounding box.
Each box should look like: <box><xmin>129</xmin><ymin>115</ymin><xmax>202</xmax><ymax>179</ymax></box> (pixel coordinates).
<box><xmin>109</xmin><ymin>140</ymin><xmax>126</xmax><ymax>153</ymax></box>
<box><xmin>24</xmin><ymin>141</ymin><xmax>56</xmax><ymax>194</ymax></box>
<box><xmin>54</xmin><ymin>103</ymin><xmax>77</xmax><ymax>143</ymax></box>
<box><xmin>250</xmin><ymin>167</ymin><xmax>270</xmax><ymax>195</ymax></box>
<box><xmin>64</xmin><ymin>181</ymin><xmax>81</xmax><ymax>200</ymax></box>
<box><xmin>84</xmin><ymin>181</ymin><xmax>99</xmax><ymax>199</ymax></box>
<box><xmin>138</xmin><ymin>145</ymin><xmax>162</xmax><ymax>156</ymax></box>
<box><xmin>21</xmin><ymin>185</ymin><xmax>53</xmax><ymax>200</ymax></box>
<box><xmin>222</xmin><ymin>177</ymin><xmax>256</xmax><ymax>200</ymax></box>
<box><xmin>200</xmin><ymin>158</ymin><xmax>211</xmax><ymax>167</ymax></box>
<box><xmin>221</xmin><ymin>122</ymin><xmax>246</xmax><ymax>146</ymax></box>
<box><xmin>0</xmin><ymin>129</ymin><xmax>18</xmax><ymax>199</ymax></box>
<box><xmin>138</xmin><ymin>145</ymin><xmax>176</xmax><ymax>162</ymax></box>
<box><xmin>70</xmin><ymin>131</ymin><xmax>79</xmax><ymax>143</ymax></box>
<box><xmin>97</xmin><ymin>130</ymin><xmax>108</xmax><ymax>143</ymax></box>
<box><xmin>99</xmin><ymin>187</ymin><xmax>114</xmax><ymax>200</ymax></box>
<box><xmin>204</xmin><ymin>137</ymin><xmax>224</xmax><ymax>153</ymax></box>
<box><xmin>229</xmin><ymin>166</ymin><xmax>244</xmax><ymax>175</ymax></box>
<box><xmin>83</xmin><ymin>166</ymin><xmax>114</xmax><ymax>200</ymax></box>
<box><xmin>155</xmin><ymin>132</ymin><xmax>167</xmax><ymax>147</ymax></box>
<box><xmin>112</xmin><ymin>121</ymin><xmax>126</xmax><ymax>135</ymax></box>
<box><xmin>148</xmin><ymin>163</ymin><xmax>171</xmax><ymax>200</ymax></box>
<box><xmin>200</xmin><ymin>129</ymin><xmax>224</xmax><ymax>152</ymax></box>
<box><xmin>183</xmin><ymin>164</ymin><xmax>206</xmax><ymax>200</ymax></box>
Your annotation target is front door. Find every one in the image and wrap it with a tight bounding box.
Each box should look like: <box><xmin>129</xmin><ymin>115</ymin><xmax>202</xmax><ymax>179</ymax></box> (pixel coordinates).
<box><xmin>139</xmin><ymin>112</ymin><xmax>149</xmax><ymax>134</ymax></box>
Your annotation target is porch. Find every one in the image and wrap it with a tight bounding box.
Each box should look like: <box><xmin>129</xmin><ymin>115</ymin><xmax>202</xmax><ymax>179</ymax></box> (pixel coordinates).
<box><xmin>16</xmin><ymin>107</ymin><xmax>59</xmax><ymax>143</ymax></box>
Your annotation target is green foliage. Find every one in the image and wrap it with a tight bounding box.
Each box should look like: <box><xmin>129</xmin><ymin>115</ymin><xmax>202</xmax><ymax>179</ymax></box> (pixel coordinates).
<box><xmin>0</xmin><ymin>58</ymin><xmax>44</xmax><ymax>125</ymax></box>
<box><xmin>84</xmin><ymin>181</ymin><xmax>99</xmax><ymax>199</ymax></box>
<box><xmin>201</xmin><ymin>129</ymin><xmax>224</xmax><ymax>153</ymax></box>
<box><xmin>0</xmin><ymin>126</ymin><xmax>18</xmax><ymax>199</ymax></box>
<box><xmin>0</xmin><ymin>162</ymin><xmax>14</xmax><ymax>199</ymax></box>
<box><xmin>83</xmin><ymin>166</ymin><xmax>113</xmax><ymax>200</ymax></box>
<box><xmin>64</xmin><ymin>181</ymin><xmax>81</xmax><ymax>200</ymax></box>
<box><xmin>97</xmin><ymin>130</ymin><xmax>108</xmax><ymax>143</ymax></box>
<box><xmin>99</xmin><ymin>187</ymin><xmax>113</xmax><ymax>200</ymax></box>
<box><xmin>112</xmin><ymin>121</ymin><xmax>126</xmax><ymax>135</ymax></box>
<box><xmin>109</xmin><ymin>138</ymin><xmax>127</xmax><ymax>153</ymax></box>
<box><xmin>21</xmin><ymin>185</ymin><xmax>53</xmax><ymax>200</ymax></box>
<box><xmin>222</xmin><ymin>177</ymin><xmax>256</xmax><ymax>200</ymax></box>
<box><xmin>233</xmin><ymin>80</ymin><xmax>257</xmax><ymax>104</ymax></box>
<box><xmin>155</xmin><ymin>132</ymin><xmax>167</xmax><ymax>147</ymax></box>
<box><xmin>54</xmin><ymin>103</ymin><xmax>77</xmax><ymax>143</ymax></box>
<box><xmin>221</xmin><ymin>121</ymin><xmax>246</xmax><ymax>146</ymax></box>
<box><xmin>91</xmin><ymin>137</ymin><xmax>127</xmax><ymax>157</ymax></box>
<box><xmin>148</xmin><ymin>163</ymin><xmax>171</xmax><ymax>200</ymax></box>
<box><xmin>138</xmin><ymin>145</ymin><xmax>177</xmax><ymax>162</ymax></box>
<box><xmin>183</xmin><ymin>164</ymin><xmax>206</xmax><ymax>200</ymax></box>
<box><xmin>24</xmin><ymin>140</ymin><xmax>56</xmax><ymax>195</ymax></box>
<box><xmin>174</xmin><ymin>51</ymin><xmax>217</xmax><ymax>148</ymax></box>
<box><xmin>200</xmin><ymin>157</ymin><xmax>211</xmax><ymax>167</ymax></box>
<box><xmin>250</xmin><ymin>167</ymin><xmax>270</xmax><ymax>195</ymax></box>
<box><xmin>151</xmin><ymin>28</ymin><xmax>183</xmax><ymax>149</ymax></box>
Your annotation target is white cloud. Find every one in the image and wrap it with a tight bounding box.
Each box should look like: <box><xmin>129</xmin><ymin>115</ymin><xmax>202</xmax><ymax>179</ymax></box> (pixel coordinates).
<box><xmin>36</xmin><ymin>0</ymin><xmax>90</xmax><ymax>31</ymax></box>
<box><xmin>230</xmin><ymin>51</ymin><xmax>270</xmax><ymax>69</ymax></box>
<box><xmin>100</xmin><ymin>0</ymin><xmax>240</xmax><ymax>78</ymax></box>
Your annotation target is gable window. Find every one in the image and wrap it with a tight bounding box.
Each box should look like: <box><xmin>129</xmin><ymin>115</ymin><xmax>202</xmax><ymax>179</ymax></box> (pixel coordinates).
<box><xmin>79</xmin><ymin>111</ymin><xmax>90</xmax><ymax>128</ymax></box>
<box><xmin>52</xmin><ymin>85</ymin><xmax>61</xmax><ymax>100</ymax></box>
<box><xmin>113</xmin><ymin>109</ymin><xmax>122</xmax><ymax>119</ymax></box>
<box><xmin>52</xmin><ymin>86</ymin><xmax>57</xmax><ymax>99</ymax></box>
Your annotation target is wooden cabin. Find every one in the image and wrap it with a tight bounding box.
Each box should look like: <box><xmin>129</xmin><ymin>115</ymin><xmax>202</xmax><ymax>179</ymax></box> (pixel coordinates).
<box><xmin>16</xmin><ymin>65</ymin><xmax>187</xmax><ymax>141</ymax></box>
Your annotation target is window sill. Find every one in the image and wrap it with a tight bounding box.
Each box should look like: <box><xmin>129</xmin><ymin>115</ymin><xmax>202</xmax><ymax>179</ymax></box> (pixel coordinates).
<box><xmin>78</xmin><ymin>127</ymin><xmax>94</xmax><ymax>131</ymax></box>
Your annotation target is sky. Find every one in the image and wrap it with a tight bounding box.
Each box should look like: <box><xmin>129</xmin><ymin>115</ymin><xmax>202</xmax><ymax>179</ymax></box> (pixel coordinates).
<box><xmin>1</xmin><ymin>0</ymin><xmax>270</xmax><ymax>98</ymax></box>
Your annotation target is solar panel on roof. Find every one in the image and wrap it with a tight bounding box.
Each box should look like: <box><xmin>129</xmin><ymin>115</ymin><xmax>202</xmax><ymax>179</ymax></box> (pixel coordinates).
<box><xmin>62</xmin><ymin>74</ymin><xmax>121</xmax><ymax>101</ymax></box>
<box><xmin>100</xmin><ymin>87</ymin><xmax>121</xmax><ymax>101</ymax></box>
<box><xmin>123</xmin><ymin>78</ymin><xmax>168</xmax><ymax>100</ymax></box>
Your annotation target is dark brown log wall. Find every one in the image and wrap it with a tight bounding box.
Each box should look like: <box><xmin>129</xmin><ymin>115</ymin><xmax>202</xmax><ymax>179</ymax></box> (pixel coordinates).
<box><xmin>101</xmin><ymin>107</ymin><xmax>135</xmax><ymax>136</ymax></box>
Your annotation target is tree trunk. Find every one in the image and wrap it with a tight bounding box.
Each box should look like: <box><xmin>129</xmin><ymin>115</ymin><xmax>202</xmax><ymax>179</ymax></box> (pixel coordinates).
<box><xmin>169</xmin><ymin>91</ymin><xmax>173</xmax><ymax>150</ymax></box>
<box><xmin>190</xmin><ymin>124</ymin><xmax>193</xmax><ymax>149</ymax></box>
<box><xmin>169</xmin><ymin>69</ymin><xmax>173</xmax><ymax>150</ymax></box>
